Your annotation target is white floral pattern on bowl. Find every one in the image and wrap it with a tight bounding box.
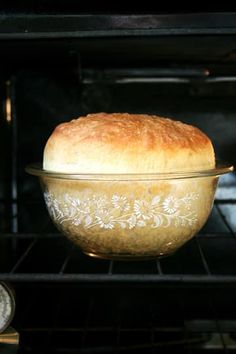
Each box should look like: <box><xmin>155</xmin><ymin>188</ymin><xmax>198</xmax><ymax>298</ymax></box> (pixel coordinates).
<box><xmin>44</xmin><ymin>191</ymin><xmax>199</xmax><ymax>230</ymax></box>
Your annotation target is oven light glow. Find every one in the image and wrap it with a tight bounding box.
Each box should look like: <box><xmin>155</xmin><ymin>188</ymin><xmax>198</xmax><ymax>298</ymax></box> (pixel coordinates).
<box><xmin>6</xmin><ymin>98</ymin><xmax>11</xmax><ymax>123</ymax></box>
<box><xmin>5</xmin><ymin>81</ymin><xmax>12</xmax><ymax>123</ymax></box>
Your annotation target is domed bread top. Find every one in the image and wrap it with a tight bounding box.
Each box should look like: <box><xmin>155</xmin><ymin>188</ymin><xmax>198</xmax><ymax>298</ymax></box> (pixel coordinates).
<box><xmin>43</xmin><ymin>113</ymin><xmax>215</xmax><ymax>173</ymax></box>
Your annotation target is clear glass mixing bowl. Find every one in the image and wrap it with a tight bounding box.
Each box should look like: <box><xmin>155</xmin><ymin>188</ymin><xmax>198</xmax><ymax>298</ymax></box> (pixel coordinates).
<box><xmin>26</xmin><ymin>163</ymin><xmax>233</xmax><ymax>260</ymax></box>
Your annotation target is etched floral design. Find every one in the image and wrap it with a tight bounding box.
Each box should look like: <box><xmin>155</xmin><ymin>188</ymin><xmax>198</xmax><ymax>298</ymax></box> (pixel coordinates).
<box><xmin>44</xmin><ymin>191</ymin><xmax>199</xmax><ymax>230</ymax></box>
<box><xmin>127</xmin><ymin>215</ymin><xmax>137</xmax><ymax>229</ymax></box>
<box><xmin>95</xmin><ymin>210</ymin><xmax>116</xmax><ymax>229</ymax></box>
<box><xmin>92</xmin><ymin>195</ymin><xmax>108</xmax><ymax>210</ymax></box>
<box><xmin>162</xmin><ymin>196</ymin><xmax>179</xmax><ymax>214</ymax></box>
<box><xmin>112</xmin><ymin>195</ymin><xmax>130</xmax><ymax>212</ymax></box>
<box><xmin>134</xmin><ymin>200</ymin><xmax>155</xmax><ymax>220</ymax></box>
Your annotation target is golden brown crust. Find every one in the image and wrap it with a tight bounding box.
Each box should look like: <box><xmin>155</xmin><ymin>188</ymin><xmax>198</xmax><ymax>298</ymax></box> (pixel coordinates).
<box><xmin>43</xmin><ymin>113</ymin><xmax>215</xmax><ymax>173</ymax></box>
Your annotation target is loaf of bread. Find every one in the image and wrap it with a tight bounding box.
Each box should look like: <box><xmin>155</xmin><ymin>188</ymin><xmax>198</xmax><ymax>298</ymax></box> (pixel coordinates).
<box><xmin>43</xmin><ymin>113</ymin><xmax>215</xmax><ymax>173</ymax></box>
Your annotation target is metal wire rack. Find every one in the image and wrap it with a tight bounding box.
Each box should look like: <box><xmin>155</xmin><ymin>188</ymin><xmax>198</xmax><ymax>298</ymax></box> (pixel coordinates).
<box><xmin>0</xmin><ymin>199</ymin><xmax>235</xmax><ymax>284</ymax></box>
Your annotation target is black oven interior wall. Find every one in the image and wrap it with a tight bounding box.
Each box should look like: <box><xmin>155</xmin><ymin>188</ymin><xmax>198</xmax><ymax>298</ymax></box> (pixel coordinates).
<box><xmin>0</xmin><ymin>34</ymin><xmax>236</xmax><ymax>353</ymax></box>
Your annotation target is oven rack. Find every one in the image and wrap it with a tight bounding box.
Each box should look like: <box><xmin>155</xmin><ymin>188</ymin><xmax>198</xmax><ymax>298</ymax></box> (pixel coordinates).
<box><xmin>0</xmin><ymin>200</ymin><xmax>235</xmax><ymax>285</ymax></box>
<box><xmin>17</xmin><ymin>319</ymin><xmax>236</xmax><ymax>353</ymax></box>
<box><xmin>1</xmin><ymin>12</ymin><xmax>236</xmax><ymax>39</ymax></box>
<box><xmin>13</xmin><ymin>261</ymin><xmax>236</xmax><ymax>354</ymax></box>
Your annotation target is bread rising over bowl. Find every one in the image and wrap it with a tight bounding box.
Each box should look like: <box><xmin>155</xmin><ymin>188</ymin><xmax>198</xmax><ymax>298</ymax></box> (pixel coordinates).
<box><xmin>43</xmin><ymin>113</ymin><xmax>215</xmax><ymax>174</ymax></box>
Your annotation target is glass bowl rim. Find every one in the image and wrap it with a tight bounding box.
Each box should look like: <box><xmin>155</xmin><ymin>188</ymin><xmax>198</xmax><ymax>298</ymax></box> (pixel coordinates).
<box><xmin>25</xmin><ymin>162</ymin><xmax>234</xmax><ymax>181</ymax></box>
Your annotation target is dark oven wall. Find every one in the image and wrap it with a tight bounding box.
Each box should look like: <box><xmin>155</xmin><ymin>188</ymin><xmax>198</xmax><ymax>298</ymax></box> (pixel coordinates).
<box><xmin>0</xmin><ymin>12</ymin><xmax>236</xmax><ymax>354</ymax></box>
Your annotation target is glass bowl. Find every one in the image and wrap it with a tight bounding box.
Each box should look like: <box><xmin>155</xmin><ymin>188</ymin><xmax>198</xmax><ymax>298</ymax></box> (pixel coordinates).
<box><xmin>26</xmin><ymin>163</ymin><xmax>233</xmax><ymax>260</ymax></box>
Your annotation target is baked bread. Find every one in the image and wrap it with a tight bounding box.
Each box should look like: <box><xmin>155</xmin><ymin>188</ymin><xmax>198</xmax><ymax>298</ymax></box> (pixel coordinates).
<box><xmin>43</xmin><ymin>113</ymin><xmax>215</xmax><ymax>173</ymax></box>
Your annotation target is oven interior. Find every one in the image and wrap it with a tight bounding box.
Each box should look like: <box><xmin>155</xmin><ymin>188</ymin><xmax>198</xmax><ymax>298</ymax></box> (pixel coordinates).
<box><xmin>0</xmin><ymin>11</ymin><xmax>236</xmax><ymax>353</ymax></box>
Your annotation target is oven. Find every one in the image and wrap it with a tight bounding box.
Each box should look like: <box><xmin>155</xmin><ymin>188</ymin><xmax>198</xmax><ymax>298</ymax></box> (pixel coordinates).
<box><xmin>0</xmin><ymin>8</ymin><xmax>236</xmax><ymax>354</ymax></box>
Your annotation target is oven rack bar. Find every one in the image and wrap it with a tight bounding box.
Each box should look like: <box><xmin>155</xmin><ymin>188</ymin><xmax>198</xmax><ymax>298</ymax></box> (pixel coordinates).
<box><xmin>0</xmin><ymin>232</ymin><xmax>235</xmax><ymax>284</ymax></box>
<box><xmin>1</xmin><ymin>13</ymin><xmax>236</xmax><ymax>39</ymax></box>
<box><xmin>1</xmin><ymin>272</ymin><xmax>236</xmax><ymax>284</ymax></box>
